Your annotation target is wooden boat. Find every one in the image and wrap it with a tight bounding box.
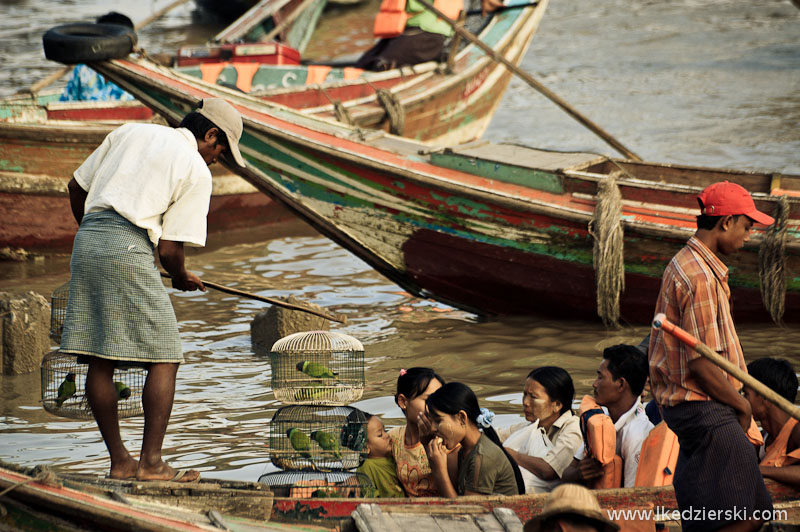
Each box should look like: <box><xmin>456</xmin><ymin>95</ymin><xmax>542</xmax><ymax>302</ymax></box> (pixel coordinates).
<box><xmin>0</xmin><ymin>92</ymin><xmax>291</xmax><ymax>252</ymax></box>
<box><xmin>3</xmin><ymin>463</ymin><xmax>800</xmax><ymax>531</ymax></box>
<box><xmin>178</xmin><ymin>0</ymin><xmax>550</xmax><ymax>146</ymax></box>
<box><xmin>87</xmin><ymin>50</ymin><xmax>800</xmax><ymax>324</ymax></box>
<box><xmin>5</xmin><ymin>0</ymin><xmax>547</xmax><ymax>253</ymax></box>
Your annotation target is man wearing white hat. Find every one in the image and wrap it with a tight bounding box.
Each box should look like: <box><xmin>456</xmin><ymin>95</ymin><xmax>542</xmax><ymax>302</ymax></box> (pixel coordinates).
<box><xmin>62</xmin><ymin>98</ymin><xmax>244</xmax><ymax>483</ymax></box>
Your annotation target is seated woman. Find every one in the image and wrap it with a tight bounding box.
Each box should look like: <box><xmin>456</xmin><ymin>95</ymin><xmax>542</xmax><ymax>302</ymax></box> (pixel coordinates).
<box><xmin>425</xmin><ymin>382</ymin><xmax>524</xmax><ymax>497</ymax></box>
<box><xmin>500</xmin><ymin>366</ymin><xmax>582</xmax><ymax>493</ymax></box>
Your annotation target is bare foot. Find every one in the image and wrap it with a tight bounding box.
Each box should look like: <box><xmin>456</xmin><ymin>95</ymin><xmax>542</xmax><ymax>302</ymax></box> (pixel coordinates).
<box><xmin>136</xmin><ymin>462</ymin><xmax>200</xmax><ymax>483</ymax></box>
<box><xmin>108</xmin><ymin>457</ymin><xmax>139</xmax><ymax>480</ymax></box>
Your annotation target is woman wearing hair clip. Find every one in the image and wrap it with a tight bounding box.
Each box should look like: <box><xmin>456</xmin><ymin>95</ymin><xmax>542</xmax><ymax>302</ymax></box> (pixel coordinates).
<box><xmin>425</xmin><ymin>382</ymin><xmax>524</xmax><ymax>497</ymax></box>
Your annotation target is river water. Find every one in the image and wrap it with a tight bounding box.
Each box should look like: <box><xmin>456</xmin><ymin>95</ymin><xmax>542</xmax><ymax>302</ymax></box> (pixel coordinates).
<box><xmin>0</xmin><ymin>0</ymin><xmax>799</xmax><ymax>481</ymax></box>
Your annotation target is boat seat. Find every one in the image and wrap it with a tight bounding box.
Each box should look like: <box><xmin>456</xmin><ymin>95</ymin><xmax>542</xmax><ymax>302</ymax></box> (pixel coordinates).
<box><xmin>443</xmin><ymin>141</ymin><xmax>606</xmax><ymax>172</ymax></box>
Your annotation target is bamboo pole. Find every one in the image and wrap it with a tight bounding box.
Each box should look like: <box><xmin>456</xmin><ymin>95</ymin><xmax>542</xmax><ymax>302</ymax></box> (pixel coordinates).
<box><xmin>415</xmin><ymin>0</ymin><xmax>643</xmax><ymax>161</ymax></box>
<box><xmin>159</xmin><ymin>272</ymin><xmax>347</xmax><ymax>323</ymax></box>
<box><xmin>652</xmin><ymin>313</ymin><xmax>800</xmax><ymax>421</ymax></box>
<box><xmin>25</xmin><ymin>0</ymin><xmax>191</xmax><ymax>95</ymax></box>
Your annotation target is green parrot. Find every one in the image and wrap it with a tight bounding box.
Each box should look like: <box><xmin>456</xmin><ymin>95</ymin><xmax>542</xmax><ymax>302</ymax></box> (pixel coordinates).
<box><xmin>311</xmin><ymin>488</ymin><xmax>337</xmax><ymax>498</ymax></box>
<box><xmin>114</xmin><ymin>381</ymin><xmax>131</xmax><ymax>400</ymax></box>
<box><xmin>286</xmin><ymin>428</ymin><xmax>313</xmax><ymax>462</ymax></box>
<box><xmin>311</xmin><ymin>430</ymin><xmax>342</xmax><ymax>463</ymax></box>
<box><xmin>55</xmin><ymin>373</ymin><xmax>76</xmax><ymax>407</ymax></box>
<box><xmin>296</xmin><ymin>360</ymin><xmax>337</xmax><ymax>379</ymax></box>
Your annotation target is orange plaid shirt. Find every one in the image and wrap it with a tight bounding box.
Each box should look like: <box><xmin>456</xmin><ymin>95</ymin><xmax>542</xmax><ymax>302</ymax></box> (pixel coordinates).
<box><xmin>648</xmin><ymin>236</ymin><xmax>747</xmax><ymax>406</ymax></box>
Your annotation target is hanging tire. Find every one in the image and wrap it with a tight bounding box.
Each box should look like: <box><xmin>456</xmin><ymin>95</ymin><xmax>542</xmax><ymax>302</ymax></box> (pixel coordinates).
<box><xmin>42</xmin><ymin>23</ymin><xmax>137</xmax><ymax>65</ymax></box>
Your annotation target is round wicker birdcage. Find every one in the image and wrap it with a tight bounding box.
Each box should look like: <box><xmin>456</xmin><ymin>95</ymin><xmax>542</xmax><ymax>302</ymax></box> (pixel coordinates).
<box><xmin>49</xmin><ymin>282</ymin><xmax>69</xmax><ymax>343</ymax></box>
<box><xmin>269</xmin><ymin>331</ymin><xmax>365</xmax><ymax>405</ymax></box>
<box><xmin>257</xmin><ymin>470</ymin><xmax>375</xmax><ymax>498</ymax></box>
<box><xmin>269</xmin><ymin>405</ymin><xmax>368</xmax><ymax>471</ymax></box>
<box><xmin>41</xmin><ymin>350</ymin><xmax>146</xmax><ymax>419</ymax></box>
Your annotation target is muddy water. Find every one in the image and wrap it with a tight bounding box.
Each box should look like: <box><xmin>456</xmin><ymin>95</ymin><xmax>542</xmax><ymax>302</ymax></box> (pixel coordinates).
<box><xmin>1</xmin><ymin>0</ymin><xmax>799</xmax><ymax>481</ymax></box>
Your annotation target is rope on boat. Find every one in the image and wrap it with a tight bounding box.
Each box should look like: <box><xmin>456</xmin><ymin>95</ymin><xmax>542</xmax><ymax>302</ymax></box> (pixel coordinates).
<box><xmin>589</xmin><ymin>173</ymin><xmax>625</xmax><ymax>328</ymax></box>
<box><xmin>758</xmin><ymin>195</ymin><xmax>789</xmax><ymax>325</ymax></box>
<box><xmin>0</xmin><ymin>465</ymin><xmax>60</xmax><ymax>499</ymax></box>
<box><xmin>376</xmin><ymin>88</ymin><xmax>405</xmax><ymax>136</ymax></box>
<box><xmin>333</xmin><ymin>101</ymin><xmax>354</xmax><ymax>125</ymax></box>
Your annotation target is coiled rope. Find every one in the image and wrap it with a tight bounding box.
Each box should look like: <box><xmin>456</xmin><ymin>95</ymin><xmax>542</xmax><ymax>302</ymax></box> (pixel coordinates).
<box><xmin>375</xmin><ymin>88</ymin><xmax>405</xmax><ymax>135</ymax></box>
<box><xmin>589</xmin><ymin>173</ymin><xmax>625</xmax><ymax>328</ymax></box>
<box><xmin>758</xmin><ymin>195</ymin><xmax>789</xmax><ymax>325</ymax></box>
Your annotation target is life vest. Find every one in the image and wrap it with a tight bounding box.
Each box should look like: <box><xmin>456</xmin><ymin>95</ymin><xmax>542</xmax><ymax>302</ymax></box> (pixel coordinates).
<box><xmin>761</xmin><ymin>417</ymin><xmax>800</xmax><ymax>467</ymax></box>
<box><xmin>579</xmin><ymin>395</ymin><xmax>622</xmax><ymax>489</ymax></box>
<box><xmin>634</xmin><ymin>421</ymin><xmax>679</xmax><ymax>487</ymax></box>
<box><xmin>373</xmin><ymin>0</ymin><xmax>462</xmax><ymax>39</ymax></box>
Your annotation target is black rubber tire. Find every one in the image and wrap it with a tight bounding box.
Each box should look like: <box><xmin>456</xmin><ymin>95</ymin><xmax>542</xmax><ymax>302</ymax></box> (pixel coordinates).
<box><xmin>42</xmin><ymin>23</ymin><xmax>137</xmax><ymax>65</ymax></box>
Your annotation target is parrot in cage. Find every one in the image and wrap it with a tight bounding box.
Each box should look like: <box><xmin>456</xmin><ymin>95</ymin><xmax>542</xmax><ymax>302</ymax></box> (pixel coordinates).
<box><xmin>286</xmin><ymin>428</ymin><xmax>313</xmax><ymax>462</ymax></box>
<box><xmin>55</xmin><ymin>373</ymin><xmax>77</xmax><ymax>407</ymax></box>
<box><xmin>311</xmin><ymin>430</ymin><xmax>342</xmax><ymax>463</ymax></box>
<box><xmin>114</xmin><ymin>381</ymin><xmax>132</xmax><ymax>400</ymax></box>
<box><xmin>296</xmin><ymin>361</ymin><xmax>338</xmax><ymax>379</ymax></box>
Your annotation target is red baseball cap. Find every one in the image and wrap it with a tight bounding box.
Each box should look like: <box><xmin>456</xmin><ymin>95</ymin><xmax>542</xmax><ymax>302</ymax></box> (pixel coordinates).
<box><xmin>697</xmin><ymin>181</ymin><xmax>774</xmax><ymax>226</ymax></box>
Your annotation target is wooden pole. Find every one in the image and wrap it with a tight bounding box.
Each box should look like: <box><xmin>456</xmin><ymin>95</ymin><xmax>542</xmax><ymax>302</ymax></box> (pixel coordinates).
<box><xmin>261</xmin><ymin>0</ymin><xmax>321</xmax><ymax>43</ymax></box>
<box><xmin>25</xmin><ymin>0</ymin><xmax>191</xmax><ymax>95</ymax></box>
<box><xmin>415</xmin><ymin>0</ymin><xmax>643</xmax><ymax>161</ymax></box>
<box><xmin>159</xmin><ymin>272</ymin><xmax>347</xmax><ymax>323</ymax></box>
<box><xmin>652</xmin><ymin>313</ymin><xmax>800</xmax><ymax>421</ymax></box>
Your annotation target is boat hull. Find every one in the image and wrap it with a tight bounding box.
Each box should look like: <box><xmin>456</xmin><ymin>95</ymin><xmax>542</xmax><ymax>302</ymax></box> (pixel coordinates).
<box><xmin>90</xmin><ymin>26</ymin><xmax>800</xmax><ymax>324</ymax></box>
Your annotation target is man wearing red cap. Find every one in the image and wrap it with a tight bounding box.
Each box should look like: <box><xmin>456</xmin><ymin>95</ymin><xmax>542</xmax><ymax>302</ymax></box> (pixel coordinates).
<box><xmin>648</xmin><ymin>181</ymin><xmax>774</xmax><ymax>532</ymax></box>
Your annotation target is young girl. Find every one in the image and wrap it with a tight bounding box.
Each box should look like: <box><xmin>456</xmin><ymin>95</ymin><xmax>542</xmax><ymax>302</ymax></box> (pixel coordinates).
<box><xmin>388</xmin><ymin>367</ymin><xmax>445</xmax><ymax>497</ymax></box>
<box><xmin>357</xmin><ymin>414</ymin><xmax>405</xmax><ymax>497</ymax></box>
<box><xmin>426</xmin><ymin>382</ymin><xmax>524</xmax><ymax>497</ymax></box>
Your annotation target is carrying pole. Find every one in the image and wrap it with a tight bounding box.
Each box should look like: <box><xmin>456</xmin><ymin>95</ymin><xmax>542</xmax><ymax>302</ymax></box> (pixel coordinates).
<box><xmin>159</xmin><ymin>272</ymin><xmax>347</xmax><ymax>323</ymax></box>
<box><xmin>652</xmin><ymin>313</ymin><xmax>800</xmax><ymax>421</ymax></box>
<box><xmin>415</xmin><ymin>0</ymin><xmax>643</xmax><ymax>161</ymax></box>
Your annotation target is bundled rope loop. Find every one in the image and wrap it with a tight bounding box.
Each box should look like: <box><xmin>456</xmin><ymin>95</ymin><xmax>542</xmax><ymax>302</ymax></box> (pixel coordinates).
<box><xmin>589</xmin><ymin>173</ymin><xmax>625</xmax><ymax>329</ymax></box>
<box><xmin>758</xmin><ymin>195</ymin><xmax>789</xmax><ymax>325</ymax></box>
<box><xmin>376</xmin><ymin>89</ymin><xmax>405</xmax><ymax>136</ymax></box>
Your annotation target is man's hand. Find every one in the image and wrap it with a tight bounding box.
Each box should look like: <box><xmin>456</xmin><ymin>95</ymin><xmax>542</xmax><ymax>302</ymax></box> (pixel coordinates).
<box><xmin>481</xmin><ymin>0</ymin><xmax>503</xmax><ymax>16</ymax></box>
<box><xmin>172</xmin><ymin>271</ymin><xmax>205</xmax><ymax>292</ymax></box>
<box><xmin>578</xmin><ymin>457</ymin><xmax>604</xmax><ymax>481</ymax></box>
<box><xmin>158</xmin><ymin>240</ymin><xmax>205</xmax><ymax>292</ymax></box>
<box><xmin>737</xmin><ymin>401</ymin><xmax>753</xmax><ymax>433</ymax></box>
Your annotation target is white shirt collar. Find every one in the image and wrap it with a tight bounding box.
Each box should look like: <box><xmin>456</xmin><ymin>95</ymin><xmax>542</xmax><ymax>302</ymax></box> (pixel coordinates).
<box><xmin>614</xmin><ymin>397</ymin><xmax>644</xmax><ymax>431</ymax></box>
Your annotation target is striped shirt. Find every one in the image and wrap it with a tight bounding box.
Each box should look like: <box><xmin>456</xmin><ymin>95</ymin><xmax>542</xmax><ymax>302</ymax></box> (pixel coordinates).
<box><xmin>648</xmin><ymin>236</ymin><xmax>747</xmax><ymax>406</ymax></box>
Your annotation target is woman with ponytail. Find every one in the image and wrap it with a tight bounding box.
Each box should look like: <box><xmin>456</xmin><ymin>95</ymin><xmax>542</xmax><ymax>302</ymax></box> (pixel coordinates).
<box><xmin>425</xmin><ymin>382</ymin><xmax>524</xmax><ymax>497</ymax></box>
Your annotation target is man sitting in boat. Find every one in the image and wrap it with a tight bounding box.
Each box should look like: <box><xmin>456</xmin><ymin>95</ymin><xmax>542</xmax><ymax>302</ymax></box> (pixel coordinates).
<box><xmin>562</xmin><ymin>345</ymin><xmax>653</xmax><ymax>488</ymax></box>
<box><xmin>743</xmin><ymin>357</ymin><xmax>800</xmax><ymax>488</ymax></box>
<box><xmin>59</xmin><ymin>12</ymin><xmax>135</xmax><ymax>102</ymax></box>
<box><xmin>355</xmin><ymin>0</ymin><xmax>502</xmax><ymax>71</ymax></box>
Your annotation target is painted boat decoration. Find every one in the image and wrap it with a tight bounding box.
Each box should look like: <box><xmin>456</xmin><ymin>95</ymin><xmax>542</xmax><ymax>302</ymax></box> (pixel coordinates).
<box><xmin>90</xmin><ymin>52</ymin><xmax>800</xmax><ymax>324</ymax></box>
<box><xmin>3</xmin><ymin>463</ymin><xmax>800</xmax><ymax>530</ymax></box>
<box><xmin>0</xmin><ymin>91</ymin><xmax>290</xmax><ymax>252</ymax></box>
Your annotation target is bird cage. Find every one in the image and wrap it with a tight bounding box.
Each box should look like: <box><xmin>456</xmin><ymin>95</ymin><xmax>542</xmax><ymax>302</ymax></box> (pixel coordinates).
<box><xmin>49</xmin><ymin>281</ymin><xmax>69</xmax><ymax>343</ymax></box>
<box><xmin>269</xmin><ymin>405</ymin><xmax>368</xmax><ymax>471</ymax></box>
<box><xmin>258</xmin><ymin>471</ymin><xmax>375</xmax><ymax>498</ymax></box>
<box><xmin>41</xmin><ymin>350</ymin><xmax>146</xmax><ymax>420</ymax></box>
<box><xmin>269</xmin><ymin>330</ymin><xmax>365</xmax><ymax>405</ymax></box>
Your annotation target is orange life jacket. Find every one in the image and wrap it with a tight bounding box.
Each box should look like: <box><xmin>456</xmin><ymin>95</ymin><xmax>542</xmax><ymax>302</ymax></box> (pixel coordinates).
<box><xmin>761</xmin><ymin>417</ymin><xmax>800</xmax><ymax>467</ymax></box>
<box><xmin>579</xmin><ymin>395</ymin><xmax>622</xmax><ymax>489</ymax></box>
<box><xmin>373</xmin><ymin>0</ymin><xmax>463</xmax><ymax>39</ymax></box>
<box><xmin>634</xmin><ymin>421</ymin><xmax>679</xmax><ymax>487</ymax></box>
